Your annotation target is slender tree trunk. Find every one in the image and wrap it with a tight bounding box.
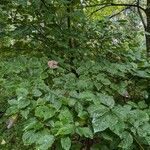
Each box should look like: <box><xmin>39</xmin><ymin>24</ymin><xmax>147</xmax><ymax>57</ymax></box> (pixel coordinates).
<box><xmin>146</xmin><ymin>0</ymin><xmax>150</xmax><ymax>56</ymax></box>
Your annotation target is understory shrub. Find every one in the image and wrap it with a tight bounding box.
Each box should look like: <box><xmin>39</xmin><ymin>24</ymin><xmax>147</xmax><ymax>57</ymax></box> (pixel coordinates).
<box><xmin>0</xmin><ymin>55</ymin><xmax>150</xmax><ymax>150</ymax></box>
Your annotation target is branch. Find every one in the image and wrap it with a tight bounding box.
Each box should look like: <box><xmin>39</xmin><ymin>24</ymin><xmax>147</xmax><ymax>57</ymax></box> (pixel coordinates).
<box><xmin>86</xmin><ymin>3</ymin><xmax>145</xmax><ymax>12</ymax></box>
<box><xmin>132</xmin><ymin>135</ymin><xmax>144</xmax><ymax>150</ymax></box>
<box><xmin>109</xmin><ymin>6</ymin><xmax>131</xmax><ymax>19</ymax></box>
<box><xmin>90</xmin><ymin>5</ymin><xmax>108</xmax><ymax>16</ymax></box>
<box><xmin>137</xmin><ymin>0</ymin><xmax>146</xmax><ymax>29</ymax></box>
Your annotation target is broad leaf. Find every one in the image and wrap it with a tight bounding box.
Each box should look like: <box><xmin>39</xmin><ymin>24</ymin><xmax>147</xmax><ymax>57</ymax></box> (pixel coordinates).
<box><xmin>35</xmin><ymin>106</ymin><xmax>56</xmax><ymax>120</ymax></box>
<box><xmin>36</xmin><ymin>134</ymin><xmax>54</xmax><ymax>150</ymax></box>
<box><xmin>56</xmin><ymin>124</ymin><xmax>75</xmax><ymax>135</ymax></box>
<box><xmin>61</xmin><ymin>137</ymin><xmax>71</xmax><ymax>150</ymax></box>
<box><xmin>76</xmin><ymin>127</ymin><xmax>93</xmax><ymax>139</ymax></box>
<box><xmin>58</xmin><ymin>108</ymin><xmax>73</xmax><ymax>124</ymax></box>
<box><xmin>22</xmin><ymin>130</ymin><xmax>38</xmax><ymax>145</ymax></box>
<box><xmin>92</xmin><ymin>112</ymin><xmax>118</xmax><ymax>133</ymax></box>
<box><xmin>88</xmin><ymin>104</ymin><xmax>110</xmax><ymax>118</ymax></box>
<box><xmin>98</xmin><ymin>93</ymin><xmax>115</xmax><ymax>108</ymax></box>
<box><xmin>118</xmin><ymin>131</ymin><xmax>133</xmax><ymax>149</ymax></box>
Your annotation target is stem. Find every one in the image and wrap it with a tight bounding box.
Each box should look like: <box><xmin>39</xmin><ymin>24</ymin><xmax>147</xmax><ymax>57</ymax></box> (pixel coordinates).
<box><xmin>132</xmin><ymin>135</ymin><xmax>144</xmax><ymax>150</ymax></box>
<box><xmin>137</xmin><ymin>0</ymin><xmax>146</xmax><ymax>29</ymax></box>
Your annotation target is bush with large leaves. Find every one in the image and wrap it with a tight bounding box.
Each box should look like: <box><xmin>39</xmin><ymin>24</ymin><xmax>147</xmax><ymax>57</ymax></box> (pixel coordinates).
<box><xmin>0</xmin><ymin>53</ymin><xmax>150</xmax><ymax>150</ymax></box>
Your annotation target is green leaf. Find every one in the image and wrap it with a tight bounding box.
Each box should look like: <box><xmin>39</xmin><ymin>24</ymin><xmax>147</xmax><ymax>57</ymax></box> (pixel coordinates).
<box><xmin>35</xmin><ymin>105</ymin><xmax>56</xmax><ymax>120</ymax></box>
<box><xmin>94</xmin><ymin>82</ymin><xmax>103</xmax><ymax>90</ymax></box>
<box><xmin>79</xmin><ymin>91</ymin><xmax>95</xmax><ymax>100</ymax></box>
<box><xmin>127</xmin><ymin>101</ymin><xmax>138</xmax><ymax>108</ymax></box>
<box><xmin>137</xmin><ymin>123</ymin><xmax>150</xmax><ymax>137</ymax></box>
<box><xmin>118</xmin><ymin>131</ymin><xmax>133</xmax><ymax>149</ymax></box>
<box><xmin>6</xmin><ymin>106</ymin><xmax>18</xmax><ymax>115</ymax></box>
<box><xmin>145</xmin><ymin>136</ymin><xmax>150</xmax><ymax>145</ymax></box>
<box><xmin>8</xmin><ymin>99</ymin><xmax>18</xmax><ymax>105</ymax></box>
<box><xmin>68</xmin><ymin>98</ymin><xmax>76</xmax><ymax>107</ymax></box>
<box><xmin>135</xmin><ymin>70</ymin><xmax>150</xmax><ymax>78</ymax></box>
<box><xmin>76</xmin><ymin>127</ymin><xmax>93</xmax><ymax>139</ymax></box>
<box><xmin>45</xmin><ymin>93</ymin><xmax>62</xmax><ymax>110</ymax></box>
<box><xmin>56</xmin><ymin>124</ymin><xmax>75</xmax><ymax>135</ymax></box>
<box><xmin>96</xmin><ymin>74</ymin><xmax>111</xmax><ymax>85</ymax></box>
<box><xmin>32</xmin><ymin>89</ymin><xmax>42</xmax><ymax>97</ymax></box>
<box><xmin>58</xmin><ymin>108</ymin><xmax>73</xmax><ymax>124</ymax></box>
<box><xmin>128</xmin><ymin>110</ymin><xmax>149</xmax><ymax>127</ymax></box>
<box><xmin>75</xmin><ymin>102</ymin><xmax>83</xmax><ymax>114</ymax></box>
<box><xmin>77</xmin><ymin>80</ymin><xmax>88</xmax><ymax>89</ymax></box>
<box><xmin>61</xmin><ymin>137</ymin><xmax>71</xmax><ymax>150</ymax></box>
<box><xmin>8</xmin><ymin>98</ymin><xmax>30</xmax><ymax>109</ymax></box>
<box><xmin>88</xmin><ymin>104</ymin><xmax>110</xmax><ymax>118</ymax></box>
<box><xmin>92</xmin><ymin>112</ymin><xmax>118</xmax><ymax>133</ymax></box>
<box><xmin>138</xmin><ymin>101</ymin><xmax>148</xmax><ymax>109</ymax></box>
<box><xmin>16</xmin><ymin>88</ymin><xmax>29</xmax><ymax>97</ymax></box>
<box><xmin>36</xmin><ymin>98</ymin><xmax>46</xmax><ymax>106</ymax></box>
<box><xmin>75</xmin><ymin>102</ymin><xmax>88</xmax><ymax>119</ymax></box>
<box><xmin>24</xmin><ymin>118</ymin><xmax>44</xmax><ymax>131</ymax></box>
<box><xmin>101</xmin><ymin>133</ymin><xmax>113</xmax><ymax>141</ymax></box>
<box><xmin>22</xmin><ymin>130</ymin><xmax>38</xmax><ymax>145</ymax></box>
<box><xmin>112</xmin><ymin>105</ymin><xmax>131</xmax><ymax>120</ymax></box>
<box><xmin>18</xmin><ymin>98</ymin><xmax>30</xmax><ymax>109</ymax></box>
<box><xmin>110</xmin><ymin>121</ymin><xmax>126</xmax><ymax>137</ymax></box>
<box><xmin>20</xmin><ymin>109</ymin><xmax>29</xmax><ymax>119</ymax></box>
<box><xmin>98</xmin><ymin>93</ymin><xmax>115</xmax><ymax>108</ymax></box>
<box><xmin>36</xmin><ymin>134</ymin><xmax>54</xmax><ymax>150</ymax></box>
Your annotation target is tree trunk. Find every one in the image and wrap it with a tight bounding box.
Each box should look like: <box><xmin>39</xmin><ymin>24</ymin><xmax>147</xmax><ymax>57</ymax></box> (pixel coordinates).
<box><xmin>146</xmin><ymin>0</ymin><xmax>150</xmax><ymax>56</ymax></box>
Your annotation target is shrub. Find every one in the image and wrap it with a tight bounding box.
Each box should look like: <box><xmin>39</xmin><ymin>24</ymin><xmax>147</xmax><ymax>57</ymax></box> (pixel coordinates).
<box><xmin>0</xmin><ymin>55</ymin><xmax>150</xmax><ymax>150</ymax></box>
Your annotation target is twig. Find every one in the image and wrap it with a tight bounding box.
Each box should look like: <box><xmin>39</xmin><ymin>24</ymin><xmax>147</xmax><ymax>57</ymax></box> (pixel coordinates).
<box><xmin>85</xmin><ymin>3</ymin><xmax>145</xmax><ymax>12</ymax></box>
<box><xmin>90</xmin><ymin>5</ymin><xmax>108</xmax><ymax>16</ymax></box>
<box><xmin>132</xmin><ymin>135</ymin><xmax>145</xmax><ymax>150</ymax></box>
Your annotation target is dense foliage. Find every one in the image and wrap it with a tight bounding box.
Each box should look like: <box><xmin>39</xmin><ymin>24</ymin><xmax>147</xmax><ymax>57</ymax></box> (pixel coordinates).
<box><xmin>1</xmin><ymin>0</ymin><xmax>150</xmax><ymax>150</ymax></box>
